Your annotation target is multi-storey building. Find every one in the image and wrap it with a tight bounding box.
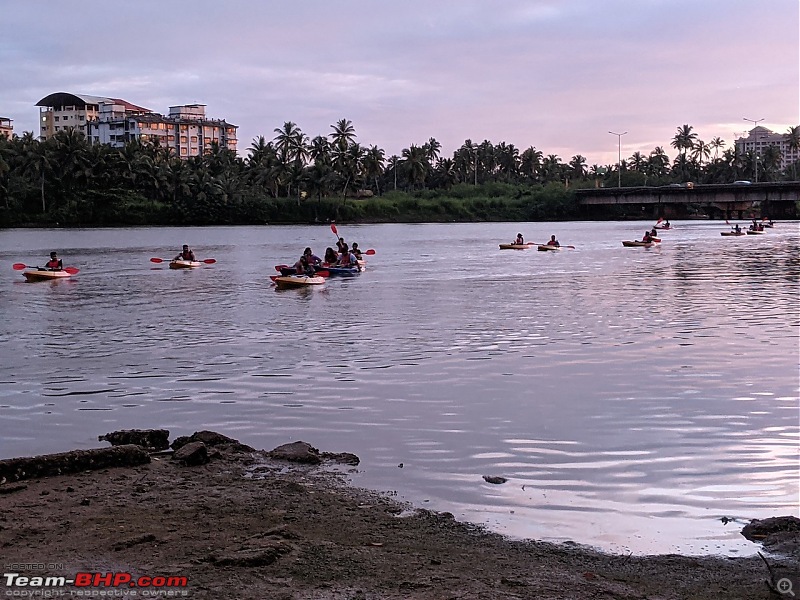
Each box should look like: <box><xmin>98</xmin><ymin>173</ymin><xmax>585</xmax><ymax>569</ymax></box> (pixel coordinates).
<box><xmin>0</xmin><ymin>117</ymin><xmax>12</xmax><ymax>139</ymax></box>
<box><xmin>35</xmin><ymin>92</ymin><xmax>238</xmax><ymax>157</ymax></box>
<box><xmin>735</xmin><ymin>125</ymin><xmax>799</xmax><ymax>172</ymax></box>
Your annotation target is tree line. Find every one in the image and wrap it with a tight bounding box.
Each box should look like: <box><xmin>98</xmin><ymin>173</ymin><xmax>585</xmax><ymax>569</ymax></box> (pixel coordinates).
<box><xmin>0</xmin><ymin>120</ymin><xmax>798</xmax><ymax>226</ymax></box>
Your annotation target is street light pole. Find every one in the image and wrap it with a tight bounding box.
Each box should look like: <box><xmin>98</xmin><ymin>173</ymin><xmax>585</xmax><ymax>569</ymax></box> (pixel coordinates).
<box><xmin>608</xmin><ymin>131</ymin><xmax>627</xmax><ymax>187</ymax></box>
<box><xmin>743</xmin><ymin>117</ymin><xmax>764</xmax><ymax>183</ymax></box>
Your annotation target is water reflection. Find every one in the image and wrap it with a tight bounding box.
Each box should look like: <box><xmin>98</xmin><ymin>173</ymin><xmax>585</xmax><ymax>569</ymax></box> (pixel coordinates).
<box><xmin>0</xmin><ymin>221</ymin><xmax>797</xmax><ymax>556</ymax></box>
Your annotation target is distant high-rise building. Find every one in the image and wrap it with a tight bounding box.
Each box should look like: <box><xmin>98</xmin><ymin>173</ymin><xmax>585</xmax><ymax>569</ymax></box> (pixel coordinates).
<box><xmin>0</xmin><ymin>117</ymin><xmax>12</xmax><ymax>139</ymax></box>
<box><xmin>735</xmin><ymin>126</ymin><xmax>799</xmax><ymax>172</ymax></box>
<box><xmin>35</xmin><ymin>92</ymin><xmax>238</xmax><ymax>157</ymax></box>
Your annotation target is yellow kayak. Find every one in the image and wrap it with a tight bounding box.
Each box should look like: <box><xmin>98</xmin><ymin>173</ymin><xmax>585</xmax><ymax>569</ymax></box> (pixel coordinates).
<box><xmin>23</xmin><ymin>269</ymin><xmax>72</xmax><ymax>282</ymax></box>
<box><xmin>169</xmin><ymin>260</ymin><xmax>202</xmax><ymax>269</ymax></box>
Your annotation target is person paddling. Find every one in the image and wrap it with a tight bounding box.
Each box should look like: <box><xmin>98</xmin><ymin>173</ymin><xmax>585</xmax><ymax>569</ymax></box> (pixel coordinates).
<box><xmin>175</xmin><ymin>245</ymin><xmax>196</xmax><ymax>261</ymax></box>
<box><xmin>642</xmin><ymin>231</ymin><xmax>654</xmax><ymax>243</ymax></box>
<box><xmin>514</xmin><ymin>233</ymin><xmax>525</xmax><ymax>245</ymax></box>
<box><xmin>45</xmin><ymin>251</ymin><xmax>63</xmax><ymax>271</ymax></box>
<box><xmin>546</xmin><ymin>235</ymin><xmax>560</xmax><ymax>247</ymax></box>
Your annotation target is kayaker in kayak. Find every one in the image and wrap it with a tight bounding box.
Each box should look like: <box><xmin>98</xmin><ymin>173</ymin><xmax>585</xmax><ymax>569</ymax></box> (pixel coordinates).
<box><xmin>293</xmin><ymin>255</ymin><xmax>315</xmax><ymax>276</ymax></box>
<box><xmin>649</xmin><ymin>227</ymin><xmax>658</xmax><ymax>237</ymax></box>
<box><xmin>303</xmin><ymin>247</ymin><xmax>322</xmax><ymax>266</ymax></box>
<box><xmin>337</xmin><ymin>244</ymin><xmax>357</xmax><ymax>267</ymax></box>
<box><xmin>642</xmin><ymin>231</ymin><xmax>654</xmax><ymax>243</ymax></box>
<box><xmin>336</xmin><ymin>237</ymin><xmax>347</xmax><ymax>253</ymax></box>
<box><xmin>45</xmin><ymin>251</ymin><xmax>63</xmax><ymax>271</ymax></box>
<box><xmin>324</xmin><ymin>247</ymin><xmax>338</xmax><ymax>265</ymax></box>
<box><xmin>514</xmin><ymin>233</ymin><xmax>525</xmax><ymax>245</ymax></box>
<box><xmin>733</xmin><ymin>224</ymin><xmax>742</xmax><ymax>233</ymax></box>
<box><xmin>351</xmin><ymin>243</ymin><xmax>363</xmax><ymax>259</ymax></box>
<box><xmin>546</xmin><ymin>235</ymin><xmax>560</xmax><ymax>247</ymax></box>
<box><xmin>175</xmin><ymin>245</ymin><xmax>196</xmax><ymax>261</ymax></box>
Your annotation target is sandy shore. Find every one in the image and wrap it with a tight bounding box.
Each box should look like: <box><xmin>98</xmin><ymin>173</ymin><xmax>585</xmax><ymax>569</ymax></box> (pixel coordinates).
<box><xmin>0</xmin><ymin>432</ymin><xmax>797</xmax><ymax>600</ymax></box>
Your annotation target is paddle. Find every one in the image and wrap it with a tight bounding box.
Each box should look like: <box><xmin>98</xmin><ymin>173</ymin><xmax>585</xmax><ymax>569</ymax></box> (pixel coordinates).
<box><xmin>12</xmin><ymin>263</ymin><xmax>79</xmax><ymax>274</ymax></box>
<box><xmin>538</xmin><ymin>244</ymin><xmax>576</xmax><ymax>249</ymax></box>
<box><xmin>331</xmin><ymin>222</ymin><xmax>375</xmax><ymax>255</ymax></box>
<box><xmin>150</xmin><ymin>257</ymin><xmax>216</xmax><ymax>264</ymax></box>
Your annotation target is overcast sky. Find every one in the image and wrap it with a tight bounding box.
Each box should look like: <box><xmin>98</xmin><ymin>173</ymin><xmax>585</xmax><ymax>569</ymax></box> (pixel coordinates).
<box><xmin>2</xmin><ymin>0</ymin><xmax>798</xmax><ymax>166</ymax></box>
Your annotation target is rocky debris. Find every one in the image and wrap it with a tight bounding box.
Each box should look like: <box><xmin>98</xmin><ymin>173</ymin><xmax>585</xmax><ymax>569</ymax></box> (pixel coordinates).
<box><xmin>742</xmin><ymin>516</ymin><xmax>800</xmax><ymax>558</ymax></box>
<box><xmin>171</xmin><ymin>430</ymin><xmax>254</xmax><ymax>453</ymax></box>
<box><xmin>113</xmin><ymin>533</ymin><xmax>157</xmax><ymax>552</ymax></box>
<box><xmin>172</xmin><ymin>441</ymin><xmax>209</xmax><ymax>466</ymax></box>
<box><xmin>208</xmin><ymin>542</ymin><xmax>291</xmax><ymax>567</ymax></box>
<box><xmin>99</xmin><ymin>429</ymin><xmax>170</xmax><ymax>451</ymax></box>
<box><xmin>483</xmin><ymin>475</ymin><xmax>507</xmax><ymax>484</ymax></box>
<box><xmin>741</xmin><ymin>516</ymin><xmax>800</xmax><ymax>541</ymax></box>
<box><xmin>269</xmin><ymin>441</ymin><xmax>322</xmax><ymax>464</ymax></box>
<box><xmin>0</xmin><ymin>484</ymin><xmax>27</xmax><ymax>495</ymax></box>
<box><xmin>267</xmin><ymin>441</ymin><xmax>360</xmax><ymax>466</ymax></box>
<box><xmin>0</xmin><ymin>445</ymin><xmax>150</xmax><ymax>482</ymax></box>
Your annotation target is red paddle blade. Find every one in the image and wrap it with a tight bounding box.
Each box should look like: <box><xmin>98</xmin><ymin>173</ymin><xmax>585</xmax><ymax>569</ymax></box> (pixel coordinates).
<box><xmin>269</xmin><ymin>275</ymin><xmax>279</xmax><ymax>282</ymax></box>
<box><xmin>150</xmin><ymin>257</ymin><xmax>165</xmax><ymax>263</ymax></box>
<box><xmin>656</xmin><ymin>217</ymin><xmax>663</xmax><ymax>224</ymax></box>
<box><xmin>330</xmin><ymin>223</ymin><xmax>338</xmax><ymax>235</ymax></box>
<box><xmin>12</xmin><ymin>263</ymin><xmax>28</xmax><ymax>270</ymax></box>
<box><xmin>365</xmin><ymin>249</ymin><xmax>376</xmax><ymax>255</ymax></box>
<box><xmin>202</xmin><ymin>258</ymin><xmax>216</xmax><ymax>264</ymax></box>
<box><xmin>64</xmin><ymin>267</ymin><xmax>79</xmax><ymax>275</ymax></box>
<box><xmin>275</xmin><ymin>264</ymin><xmax>288</xmax><ymax>272</ymax></box>
<box><xmin>316</xmin><ymin>270</ymin><xmax>329</xmax><ymax>277</ymax></box>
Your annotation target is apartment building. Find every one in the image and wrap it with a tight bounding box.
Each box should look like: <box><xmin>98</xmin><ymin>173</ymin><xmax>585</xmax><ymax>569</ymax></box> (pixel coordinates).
<box><xmin>0</xmin><ymin>117</ymin><xmax>12</xmax><ymax>139</ymax></box>
<box><xmin>735</xmin><ymin>125</ymin><xmax>799</xmax><ymax>172</ymax></box>
<box><xmin>36</xmin><ymin>92</ymin><xmax>238</xmax><ymax>157</ymax></box>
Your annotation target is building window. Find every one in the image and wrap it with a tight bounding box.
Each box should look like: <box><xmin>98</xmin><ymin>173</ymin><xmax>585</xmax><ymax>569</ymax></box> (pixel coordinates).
<box><xmin>181</xmin><ymin>148</ymin><xmax>187</xmax><ymax>155</ymax></box>
<box><xmin>180</xmin><ymin>136</ymin><xmax>187</xmax><ymax>143</ymax></box>
<box><xmin>191</xmin><ymin>136</ymin><xmax>197</xmax><ymax>142</ymax></box>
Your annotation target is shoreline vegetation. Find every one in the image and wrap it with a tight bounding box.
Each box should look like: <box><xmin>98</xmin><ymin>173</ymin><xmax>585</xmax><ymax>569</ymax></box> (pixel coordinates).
<box><xmin>2</xmin><ymin>121</ymin><xmax>799</xmax><ymax>228</ymax></box>
<box><xmin>0</xmin><ymin>430</ymin><xmax>797</xmax><ymax>599</ymax></box>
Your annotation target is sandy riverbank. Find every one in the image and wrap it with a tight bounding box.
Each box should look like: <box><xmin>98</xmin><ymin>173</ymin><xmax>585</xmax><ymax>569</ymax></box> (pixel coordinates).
<box><xmin>0</xmin><ymin>431</ymin><xmax>797</xmax><ymax>599</ymax></box>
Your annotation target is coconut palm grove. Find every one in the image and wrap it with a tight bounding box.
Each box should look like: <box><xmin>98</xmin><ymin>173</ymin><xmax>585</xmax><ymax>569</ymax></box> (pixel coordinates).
<box><xmin>1</xmin><ymin>119</ymin><xmax>799</xmax><ymax>226</ymax></box>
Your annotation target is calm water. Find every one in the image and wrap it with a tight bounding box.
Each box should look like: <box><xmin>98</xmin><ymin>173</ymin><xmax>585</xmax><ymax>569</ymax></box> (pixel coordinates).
<box><xmin>1</xmin><ymin>221</ymin><xmax>797</xmax><ymax>556</ymax></box>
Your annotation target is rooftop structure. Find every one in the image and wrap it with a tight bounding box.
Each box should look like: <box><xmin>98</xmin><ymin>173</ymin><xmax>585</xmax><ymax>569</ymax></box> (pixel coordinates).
<box><xmin>35</xmin><ymin>92</ymin><xmax>237</xmax><ymax>157</ymax></box>
<box><xmin>0</xmin><ymin>117</ymin><xmax>12</xmax><ymax>139</ymax></box>
<box><xmin>735</xmin><ymin>126</ymin><xmax>799</xmax><ymax>172</ymax></box>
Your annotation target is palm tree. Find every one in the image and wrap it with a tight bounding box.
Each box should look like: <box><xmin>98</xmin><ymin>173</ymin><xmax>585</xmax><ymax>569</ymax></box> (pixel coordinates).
<box><xmin>690</xmin><ymin>139</ymin><xmax>711</xmax><ymax>170</ymax></box>
<box><xmin>709</xmin><ymin>137</ymin><xmax>726</xmax><ymax>161</ymax></box>
<box><xmin>423</xmin><ymin>137</ymin><xmax>441</xmax><ymax>166</ymax></box>
<box><xmin>670</xmin><ymin>124</ymin><xmax>697</xmax><ymax>164</ymax></box>
<box><xmin>329</xmin><ymin>119</ymin><xmax>356</xmax><ymax>151</ymax></box>
<box><xmin>520</xmin><ymin>147</ymin><xmax>543</xmax><ymax>183</ymax></box>
<box><xmin>362</xmin><ymin>145</ymin><xmax>385</xmax><ymax>194</ymax></box>
<box><xmin>785</xmin><ymin>126</ymin><xmax>800</xmax><ymax>180</ymax></box>
<box><xmin>568</xmin><ymin>155</ymin><xmax>587</xmax><ymax>181</ymax></box>
<box><xmin>401</xmin><ymin>145</ymin><xmax>428</xmax><ymax>190</ymax></box>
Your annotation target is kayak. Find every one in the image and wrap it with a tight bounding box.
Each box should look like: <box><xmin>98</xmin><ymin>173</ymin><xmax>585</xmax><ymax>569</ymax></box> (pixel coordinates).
<box><xmin>23</xmin><ymin>269</ymin><xmax>72</xmax><ymax>282</ymax></box>
<box><xmin>721</xmin><ymin>231</ymin><xmax>746</xmax><ymax>236</ymax></box>
<box><xmin>169</xmin><ymin>260</ymin><xmax>202</xmax><ymax>269</ymax></box>
<box><xmin>271</xmin><ymin>275</ymin><xmax>325</xmax><ymax>288</ymax></box>
<box><xmin>622</xmin><ymin>241</ymin><xmax>654</xmax><ymax>247</ymax></box>
<box><xmin>499</xmin><ymin>243</ymin><xmax>533</xmax><ymax>250</ymax></box>
<box><xmin>537</xmin><ymin>245</ymin><xmax>561</xmax><ymax>251</ymax></box>
<box><xmin>654</xmin><ymin>225</ymin><xmax>672</xmax><ymax>230</ymax></box>
<box><xmin>746</xmin><ymin>229</ymin><xmax>766</xmax><ymax>235</ymax></box>
<box><xmin>319</xmin><ymin>265</ymin><xmax>361</xmax><ymax>277</ymax></box>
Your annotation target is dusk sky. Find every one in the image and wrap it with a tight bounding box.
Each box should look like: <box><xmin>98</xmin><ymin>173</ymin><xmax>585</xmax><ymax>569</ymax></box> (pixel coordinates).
<box><xmin>3</xmin><ymin>1</ymin><xmax>798</xmax><ymax>166</ymax></box>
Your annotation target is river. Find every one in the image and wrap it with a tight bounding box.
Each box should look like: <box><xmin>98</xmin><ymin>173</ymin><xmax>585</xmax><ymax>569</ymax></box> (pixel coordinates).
<box><xmin>1</xmin><ymin>220</ymin><xmax>797</xmax><ymax>556</ymax></box>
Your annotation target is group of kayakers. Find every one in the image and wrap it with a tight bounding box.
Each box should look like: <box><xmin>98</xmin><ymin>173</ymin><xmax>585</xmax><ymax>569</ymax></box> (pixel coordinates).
<box><xmin>512</xmin><ymin>233</ymin><xmax>561</xmax><ymax>247</ymax></box>
<box><xmin>290</xmin><ymin>238</ymin><xmax>364</xmax><ymax>276</ymax></box>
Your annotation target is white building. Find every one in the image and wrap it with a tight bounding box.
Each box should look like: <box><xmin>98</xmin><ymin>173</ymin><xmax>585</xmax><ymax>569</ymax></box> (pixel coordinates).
<box><xmin>36</xmin><ymin>92</ymin><xmax>238</xmax><ymax>157</ymax></box>
<box><xmin>735</xmin><ymin>126</ymin><xmax>799</xmax><ymax>172</ymax></box>
<box><xmin>0</xmin><ymin>117</ymin><xmax>12</xmax><ymax>139</ymax></box>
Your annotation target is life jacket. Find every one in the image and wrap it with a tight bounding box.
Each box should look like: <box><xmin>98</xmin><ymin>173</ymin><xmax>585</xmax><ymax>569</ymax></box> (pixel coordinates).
<box><xmin>181</xmin><ymin>250</ymin><xmax>194</xmax><ymax>260</ymax></box>
<box><xmin>46</xmin><ymin>259</ymin><xmax>61</xmax><ymax>269</ymax></box>
<box><xmin>339</xmin><ymin>253</ymin><xmax>351</xmax><ymax>266</ymax></box>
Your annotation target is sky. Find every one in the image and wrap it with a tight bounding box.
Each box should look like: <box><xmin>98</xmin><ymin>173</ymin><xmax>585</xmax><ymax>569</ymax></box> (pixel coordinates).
<box><xmin>2</xmin><ymin>0</ymin><xmax>798</xmax><ymax>166</ymax></box>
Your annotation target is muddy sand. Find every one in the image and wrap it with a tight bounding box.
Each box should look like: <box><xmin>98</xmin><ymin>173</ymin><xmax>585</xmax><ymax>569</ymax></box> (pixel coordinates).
<box><xmin>0</xmin><ymin>431</ymin><xmax>797</xmax><ymax>599</ymax></box>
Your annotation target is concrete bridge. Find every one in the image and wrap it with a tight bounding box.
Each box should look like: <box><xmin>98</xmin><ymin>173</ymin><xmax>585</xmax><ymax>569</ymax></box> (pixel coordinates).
<box><xmin>574</xmin><ymin>182</ymin><xmax>800</xmax><ymax>219</ymax></box>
